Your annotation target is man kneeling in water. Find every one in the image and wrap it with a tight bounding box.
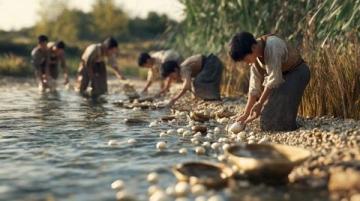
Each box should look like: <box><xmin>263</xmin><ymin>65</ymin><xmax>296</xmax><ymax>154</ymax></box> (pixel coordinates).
<box><xmin>47</xmin><ymin>41</ymin><xmax>69</xmax><ymax>90</ymax></box>
<box><xmin>158</xmin><ymin>54</ymin><xmax>223</xmax><ymax>106</ymax></box>
<box><xmin>76</xmin><ymin>37</ymin><xmax>125</xmax><ymax>98</ymax></box>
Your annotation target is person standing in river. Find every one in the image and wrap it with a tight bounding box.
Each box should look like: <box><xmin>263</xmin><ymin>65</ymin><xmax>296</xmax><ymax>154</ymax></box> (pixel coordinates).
<box><xmin>229</xmin><ymin>32</ymin><xmax>311</xmax><ymax>131</ymax></box>
<box><xmin>47</xmin><ymin>41</ymin><xmax>69</xmax><ymax>90</ymax></box>
<box><xmin>157</xmin><ymin>53</ymin><xmax>223</xmax><ymax>106</ymax></box>
<box><xmin>137</xmin><ymin>49</ymin><xmax>181</xmax><ymax>94</ymax></box>
<box><xmin>31</xmin><ymin>35</ymin><xmax>50</xmax><ymax>91</ymax></box>
<box><xmin>76</xmin><ymin>37</ymin><xmax>126</xmax><ymax>98</ymax></box>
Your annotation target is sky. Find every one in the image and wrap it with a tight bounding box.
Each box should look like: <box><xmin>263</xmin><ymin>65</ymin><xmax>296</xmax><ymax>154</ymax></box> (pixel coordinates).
<box><xmin>0</xmin><ymin>0</ymin><xmax>185</xmax><ymax>31</ymax></box>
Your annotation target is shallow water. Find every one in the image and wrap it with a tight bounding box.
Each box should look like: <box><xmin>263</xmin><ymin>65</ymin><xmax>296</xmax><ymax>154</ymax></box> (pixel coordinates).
<box><xmin>0</xmin><ymin>79</ymin><xmax>329</xmax><ymax>201</ymax></box>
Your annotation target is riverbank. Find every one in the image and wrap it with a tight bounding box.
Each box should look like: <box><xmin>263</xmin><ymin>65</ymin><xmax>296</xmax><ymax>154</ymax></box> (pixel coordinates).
<box><xmin>115</xmin><ymin>82</ymin><xmax>360</xmax><ymax>201</ymax></box>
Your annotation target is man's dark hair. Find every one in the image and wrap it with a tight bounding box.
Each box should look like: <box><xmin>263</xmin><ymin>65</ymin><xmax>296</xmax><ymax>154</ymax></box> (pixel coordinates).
<box><xmin>229</xmin><ymin>32</ymin><xmax>257</xmax><ymax>62</ymax></box>
<box><xmin>56</xmin><ymin>41</ymin><xmax>66</xmax><ymax>49</ymax></box>
<box><xmin>38</xmin><ymin>35</ymin><xmax>48</xmax><ymax>43</ymax></box>
<box><xmin>103</xmin><ymin>37</ymin><xmax>118</xmax><ymax>49</ymax></box>
<box><xmin>161</xmin><ymin>61</ymin><xmax>179</xmax><ymax>78</ymax></box>
<box><xmin>138</xmin><ymin>52</ymin><xmax>151</xmax><ymax>66</ymax></box>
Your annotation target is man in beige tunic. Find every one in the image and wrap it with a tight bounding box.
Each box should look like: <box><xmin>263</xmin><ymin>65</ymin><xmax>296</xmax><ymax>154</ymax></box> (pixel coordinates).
<box><xmin>157</xmin><ymin>54</ymin><xmax>223</xmax><ymax>105</ymax></box>
<box><xmin>137</xmin><ymin>50</ymin><xmax>181</xmax><ymax>93</ymax></box>
<box><xmin>76</xmin><ymin>37</ymin><xmax>125</xmax><ymax>98</ymax></box>
<box><xmin>47</xmin><ymin>41</ymin><xmax>69</xmax><ymax>89</ymax></box>
<box><xmin>229</xmin><ymin>32</ymin><xmax>310</xmax><ymax>131</ymax></box>
<box><xmin>31</xmin><ymin>35</ymin><xmax>50</xmax><ymax>91</ymax></box>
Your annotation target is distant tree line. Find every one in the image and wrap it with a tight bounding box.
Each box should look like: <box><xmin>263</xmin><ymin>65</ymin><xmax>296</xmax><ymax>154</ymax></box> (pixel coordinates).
<box><xmin>0</xmin><ymin>0</ymin><xmax>177</xmax><ymax>45</ymax></box>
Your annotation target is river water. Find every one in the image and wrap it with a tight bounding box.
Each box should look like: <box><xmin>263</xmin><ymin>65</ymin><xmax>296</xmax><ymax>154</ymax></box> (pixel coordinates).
<box><xmin>0</xmin><ymin>79</ymin><xmax>329</xmax><ymax>201</ymax></box>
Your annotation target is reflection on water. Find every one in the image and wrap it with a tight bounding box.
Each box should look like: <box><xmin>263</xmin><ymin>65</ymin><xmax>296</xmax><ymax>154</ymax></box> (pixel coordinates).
<box><xmin>0</xmin><ymin>80</ymin><xmax>194</xmax><ymax>201</ymax></box>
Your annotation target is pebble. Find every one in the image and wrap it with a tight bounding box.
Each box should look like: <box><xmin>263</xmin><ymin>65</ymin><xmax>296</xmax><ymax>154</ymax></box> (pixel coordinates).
<box><xmin>127</xmin><ymin>138</ymin><xmax>137</xmax><ymax>145</ymax></box>
<box><xmin>177</xmin><ymin>128</ymin><xmax>185</xmax><ymax>134</ymax></box>
<box><xmin>147</xmin><ymin>172</ymin><xmax>159</xmax><ymax>184</ymax></box>
<box><xmin>111</xmin><ymin>179</ymin><xmax>124</xmax><ymax>190</ymax></box>
<box><xmin>183</xmin><ymin>130</ymin><xmax>192</xmax><ymax>137</ymax></box>
<box><xmin>211</xmin><ymin>142</ymin><xmax>221</xmax><ymax>150</ymax></box>
<box><xmin>214</xmin><ymin>127</ymin><xmax>221</xmax><ymax>134</ymax></box>
<box><xmin>150</xmin><ymin>191</ymin><xmax>171</xmax><ymax>201</ymax></box>
<box><xmin>229</xmin><ymin>122</ymin><xmax>245</xmax><ymax>134</ymax></box>
<box><xmin>195</xmin><ymin>146</ymin><xmax>206</xmax><ymax>155</ymax></box>
<box><xmin>108</xmin><ymin>140</ymin><xmax>118</xmax><ymax>146</ymax></box>
<box><xmin>116</xmin><ymin>190</ymin><xmax>135</xmax><ymax>201</ymax></box>
<box><xmin>202</xmin><ymin>141</ymin><xmax>211</xmax><ymax>147</ymax></box>
<box><xmin>167</xmin><ymin>129</ymin><xmax>177</xmax><ymax>135</ymax></box>
<box><xmin>191</xmin><ymin>138</ymin><xmax>200</xmax><ymax>145</ymax></box>
<box><xmin>175</xmin><ymin>182</ymin><xmax>190</xmax><ymax>197</ymax></box>
<box><xmin>208</xmin><ymin>195</ymin><xmax>225</xmax><ymax>201</ymax></box>
<box><xmin>149</xmin><ymin>121</ymin><xmax>158</xmax><ymax>128</ymax></box>
<box><xmin>179</xmin><ymin>148</ymin><xmax>188</xmax><ymax>155</ymax></box>
<box><xmin>191</xmin><ymin>184</ymin><xmax>207</xmax><ymax>196</ymax></box>
<box><xmin>159</xmin><ymin>132</ymin><xmax>167</xmax><ymax>138</ymax></box>
<box><xmin>156</xmin><ymin>141</ymin><xmax>167</xmax><ymax>151</ymax></box>
<box><xmin>193</xmin><ymin>132</ymin><xmax>202</xmax><ymax>139</ymax></box>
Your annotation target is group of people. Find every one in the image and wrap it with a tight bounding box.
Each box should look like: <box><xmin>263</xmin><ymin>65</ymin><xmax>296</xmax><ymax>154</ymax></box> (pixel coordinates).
<box><xmin>31</xmin><ymin>32</ymin><xmax>310</xmax><ymax>132</ymax></box>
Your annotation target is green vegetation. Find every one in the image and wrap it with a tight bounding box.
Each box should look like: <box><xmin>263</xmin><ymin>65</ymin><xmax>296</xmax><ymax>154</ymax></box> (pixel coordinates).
<box><xmin>171</xmin><ymin>0</ymin><xmax>360</xmax><ymax>119</ymax></box>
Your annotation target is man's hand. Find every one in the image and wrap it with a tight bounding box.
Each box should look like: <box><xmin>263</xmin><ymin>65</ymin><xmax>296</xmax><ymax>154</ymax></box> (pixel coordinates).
<box><xmin>235</xmin><ymin>113</ymin><xmax>249</xmax><ymax>123</ymax></box>
<box><xmin>245</xmin><ymin>101</ymin><xmax>263</xmax><ymax>123</ymax></box>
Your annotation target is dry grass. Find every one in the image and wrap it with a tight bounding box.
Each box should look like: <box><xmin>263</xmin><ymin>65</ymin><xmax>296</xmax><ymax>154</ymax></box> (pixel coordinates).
<box><xmin>0</xmin><ymin>54</ymin><xmax>32</xmax><ymax>76</ymax></box>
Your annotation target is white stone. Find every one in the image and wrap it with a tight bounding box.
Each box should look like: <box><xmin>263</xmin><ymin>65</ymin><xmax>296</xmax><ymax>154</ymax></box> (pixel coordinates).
<box><xmin>179</xmin><ymin>148</ymin><xmax>188</xmax><ymax>155</ymax></box>
<box><xmin>195</xmin><ymin>146</ymin><xmax>206</xmax><ymax>155</ymax></box>
<box><xmin>116</xmin><ymin>190</ymin><xmax>135</xmax><ymax>201</ymax></box>
<box><xmin>214</xmin><ymin>127</ymin><xmax>221</xmax><ymax>134</ymax></box>
<box><xmin>149</xmin><ymin>121</ymin><xmax>158</xmax><ymax>128</ymax></box>
<box><xmin>208</xmin><ymin>195</ymin><xmax>225</xmax><ymax>201</ymax></box>
<box><xmin>191</xmin><ymin>138</ymin><xmax>200</xmax><ymax>145</ymax></box>
<box><xmin>211</xmin><ymin>142</ymin><xmax>221</xmax><ymax>150</ymax></box>
<box><xmin>193</xmin><ymin>132</ymin><xmax>202</xmax><ymax>139</ymax></box>
<box><xmin>108</xmin><ymin>140</ymin><xmax>118</xmax><ymax>146</ymax></box>
<box><xmin>229</xmin><ymin>122</ymin><xmax>245</xmax><ymax>134</ymax></box>
<box><xmin>183</xmin><ymin>130</ymin><xmax>192</xmax><ymax>137</ymax></box>
<box><xmin>191</xmin><ymin>184</ymin><xmax>207</xmax><ymax>196</ymax></box>
<box><xmin>175</xmin><ymin>181</ymin><xmax>190</xmax><ymax>197</ymax></box>
<box><xmin>147</xmin><ymin>172</ymin><xmax>159</xmax><ymax>184</ymax></box>
<box><xmin>202</xmin><ymin>141</ymin><xmax>211</xmax><ymax>147</ymax></box>
<box><xmin>127</xmin><ymin>138</ymin><xmax>137</xmax><ymax>145</ymax></box>
<box><xmin>177</xmin><ymin>128</ymin><xmax>185</xmax><ymax>134</ymax></box>
<box><xmin>167</xmin><ymin>129</ymin><xmax>177</xmax><ymax>135</ymax></box>
<box><xmin>111</xmin><ymin>179</ymin><xmax>124</xmax><ymax>190</ymax></box>
<box><xmin>156</xmin><ymin>141</ymin><xmax>167</xmax><ymax>151</ymax></box>
<box><xmin>150</xmin><ymin>190</ymin><xmax>171</xmax><ymax>201</ymax></box>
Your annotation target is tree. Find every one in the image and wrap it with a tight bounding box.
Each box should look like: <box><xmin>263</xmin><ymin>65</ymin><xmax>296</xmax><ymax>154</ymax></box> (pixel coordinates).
<box><xmin>90</xmin><ymin>0</ymin><xmax>129</xmax><ymax>40</ymax></box>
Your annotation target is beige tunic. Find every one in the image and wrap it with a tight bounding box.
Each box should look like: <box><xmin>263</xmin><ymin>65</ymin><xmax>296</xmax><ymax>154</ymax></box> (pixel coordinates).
<box><xmin>81</xmin><ymin>43</ymin><xmax>117</xmax><ymax>69</ymax></box>
<box><xmin>249</xmin><ymin>36</ymin><xmax>302</xmax><ymax>97</ymax></box>
<box><xmin>147</xmin><ymin>49</ymin><xmax>181</xmax><ymax>82</ymax></box>
<box><xmin>180</xmin><ymin>54</ymin><xmax>203</xmax><ymax>90</ymax></box>
<box><xmin>31</xmin><ymin>46</ymin><xmax>49</xmax><ymax>69</ymax></box>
